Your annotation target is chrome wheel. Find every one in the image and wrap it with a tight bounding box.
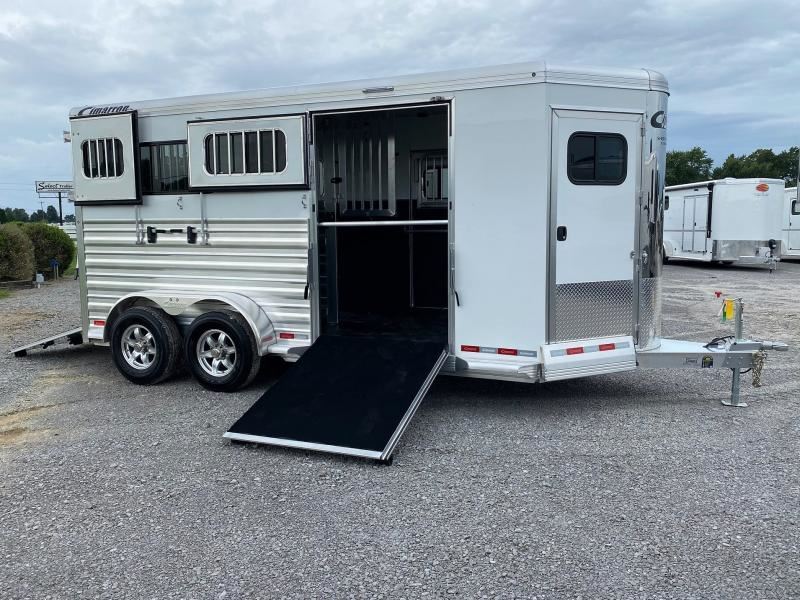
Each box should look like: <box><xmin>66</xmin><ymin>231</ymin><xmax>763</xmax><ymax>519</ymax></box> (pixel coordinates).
<box><xmin>196</xmin><ymin>329</ymin><xmax>237</xmax><ymax>378</ymax></box>
<box><xmin>121</xmin><ymin>324</ymin><xmax>157</xmax><ymax>370</ymax></box>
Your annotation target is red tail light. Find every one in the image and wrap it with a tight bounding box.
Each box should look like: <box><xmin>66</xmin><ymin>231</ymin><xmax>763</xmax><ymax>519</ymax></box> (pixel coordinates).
<box><xmin>279</xmin><ymin>332</ymin><xmax>295</xmax><ymax>340</ymax></box>
<box><xmin>598</xmin><ymin>343</ymin><xmax>616</xmax><ymax>351</ymax></box>
<box><xmin>566</xmin><ymin>347</ymin><xmax>584</xmax><ymax>355</ymax></box>
<box><xmin>461</xmin><ymin>344</ymin><xmax>480</xmax><ymax>352</ymax></box>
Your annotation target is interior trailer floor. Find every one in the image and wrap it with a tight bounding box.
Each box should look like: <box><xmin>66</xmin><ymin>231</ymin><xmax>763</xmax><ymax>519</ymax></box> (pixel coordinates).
<box><xmin>325</xmin><ymin>308</ymin><xmax>447</xmax><ymax>343</ymax></box>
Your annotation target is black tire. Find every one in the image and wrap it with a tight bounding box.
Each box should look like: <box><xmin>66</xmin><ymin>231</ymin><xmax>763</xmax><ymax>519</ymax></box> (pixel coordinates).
<box><xmin>184</xmin><ymin>311</ymin><xmax>261</xmax><ymax>392</ymax></box>
<box><xmin>110</xmin><ymin>306</ymin><xmax>181</xmax><ymax>385</ymax></box>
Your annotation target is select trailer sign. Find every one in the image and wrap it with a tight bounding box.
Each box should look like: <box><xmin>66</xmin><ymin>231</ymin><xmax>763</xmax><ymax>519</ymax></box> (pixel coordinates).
<box><xmin>35</xmin><ymin>181</ymin><xmax>74</xmax><ymax>196</ymax></box>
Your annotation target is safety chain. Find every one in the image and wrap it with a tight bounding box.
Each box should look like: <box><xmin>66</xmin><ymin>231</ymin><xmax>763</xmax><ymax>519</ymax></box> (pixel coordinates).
<box><xmin>752</xmin><ymin>350</ymin><xmax>766</xmax><ymax>387</ymax></box>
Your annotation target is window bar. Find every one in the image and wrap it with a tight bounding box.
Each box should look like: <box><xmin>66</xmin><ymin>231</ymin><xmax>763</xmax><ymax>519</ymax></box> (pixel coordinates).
<box><xmin>239</xmin><ymin>130</ymin><xmax>245</xmax><ymax>174</ymax></box>
<box><xmin>349</xmin><ymin>133</ymin><xmax>355</xmax><ymax>211</ymax></box>
<box><xmin>256</xmin><ymin>130</ymin><xmax>262</xmax><ymax>175</ymax></box>
<box><xmin>271</xmin><ymin>129</ymin><xmax>277</xmax><ymax>174</ymax></box>
<box><xmin>368</xmin><ymin>134</ymin><xmax>374</xmax><ymax>210</ymax></box>
<box><xmin>358</xmin><ymin>136</ymin><xmax>364</xmax><ymax>211</ymax></box>
<box><xmin>378</xmin><ymin>135</ymin><xmax>382</xmax><ymax>211</ymax></box>
<box><xmin>167</xmin><ymin>144</ymin><xmax>175</xmax><ymax>191</ymax></box>
<box><xmin>338</xmin><ymin>132</ymin><xmax>347</xmax><ymax>213</ymax></box>
<box><xmin>100</xmin><ymin>138</ymin><xmax>108</xmax><ymax>178</ymax></box>
<box><xmin>387</xmin><ymin>132</ymin><xmax>396</xmax><ymax>213</ymax></box>
<box><xmin>212</xmin><ymin>134</ymin><xmax>218</xmax><ymax>175</ymax></box>
<box><xmin>91</xmin><ymin>140</ymin><xmax>99</xmax><ymax>178</ymax></box>
<box><xmin>151</xmin><ymin>145</ymin><xmax>158</xmax><ymax>191</ymax></box>
<box><xmin>226</xmin><ymin>132</ymin><xmax>232</xmax><ymax>176</ymax></box>
<box><xmin>110</xmin><ymin>138</ymin><xmax>117</xmax><ymax>178</ymax></box>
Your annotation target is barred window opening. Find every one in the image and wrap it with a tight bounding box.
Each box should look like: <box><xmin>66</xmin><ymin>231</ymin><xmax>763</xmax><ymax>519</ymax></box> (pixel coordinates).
<box><xmin>81</xmin><ymin>138</ymin><xmax>124</xmax><ymax>179</ymax></box>
<box><xmin>203</xmin><ymin>129</ymin><xmax>287</xmax><ymax>176</ymax></box>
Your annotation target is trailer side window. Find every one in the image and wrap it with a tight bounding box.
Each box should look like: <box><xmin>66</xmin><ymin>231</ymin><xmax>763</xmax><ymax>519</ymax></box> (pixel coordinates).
<box><xmin>567</xmin><ymin>133</ymin><xmax>627</xmax><ymax>185</ymax></box>
<box><xmin>81</xmin><ymin>138</ymin><xmax>124</xmax><ymax>179</ymax></box>
<box><xmin>793</xmin><ymin>199</ymin><xmax>800</xmax><ymax>215</ymax></box>
<box><xmin>203</xmin><ymin>130</ymin><xmax>287</xmax><ymax>176</ymax></box>
<box><xmin>140</xmin><ymin>142</ymin><xmax>190</xmax><ymax>194</ymax></box>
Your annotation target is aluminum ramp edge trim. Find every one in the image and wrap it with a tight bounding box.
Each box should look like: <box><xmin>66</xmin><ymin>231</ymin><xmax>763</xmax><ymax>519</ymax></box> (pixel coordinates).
<box><xmin>10</xmin><ymin>327</ymin><xmax>83</xmax><ymax>355</ymax></box>
<box><xmin>222</xmin><ymin>432</ymin><xmax>384</xmax><ymax>460</ymax></box>
<box><xmin>380</xmin><ymin>349</ymin><xmax>448</xmax><ymax>461</ymax></box>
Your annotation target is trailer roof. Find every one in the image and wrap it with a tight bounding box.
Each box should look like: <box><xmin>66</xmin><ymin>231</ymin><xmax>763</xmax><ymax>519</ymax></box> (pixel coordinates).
<box><xmin>69</xmin><ymin>61</ymin><xmax>668</xmax><ymax>118</ymax></box>
<box><xmin>666</xmin><ymin>178</ymin><xmax>785</xmax><ymax>192</ymax></box>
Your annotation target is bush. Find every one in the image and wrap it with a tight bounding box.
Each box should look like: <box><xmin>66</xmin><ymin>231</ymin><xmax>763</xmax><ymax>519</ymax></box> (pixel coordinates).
<box><xmin>21</xmin><ymin>222</ymin><xmax>76</xmax><ymax>275</ymax></box>
<box><xmin>0</xmin><ymin>223</ymin><xmax>36</xmax><ymax>280</ymax></box>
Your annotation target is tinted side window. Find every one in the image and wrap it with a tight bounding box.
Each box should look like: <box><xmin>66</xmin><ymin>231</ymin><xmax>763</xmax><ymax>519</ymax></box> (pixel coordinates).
<box><xmin>140</xmin><ymin>142</ymin><xmax>189</xmax><ymax>194</ymax></box>
<box><xmin>567</xmin><ymin>133</ymin><xmax>627</xmax><ymax>185</ymax></box>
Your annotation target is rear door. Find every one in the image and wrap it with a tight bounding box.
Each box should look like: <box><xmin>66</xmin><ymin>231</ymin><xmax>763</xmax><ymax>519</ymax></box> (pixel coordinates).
<box><xmin>789</xmin><ymin>192</ymin><xmax>800</xmax><ymax>250</ymax></box>
<box><xmin>681</xmin><ymin>196</ymin><xmax>693</xmax><ymax>251</ymax></box>
<box><xmin>691</xmin><ymin>194</ymin><xmax>709</xmax><ymax>252</ymax></box>
<box><xmin>550</xmin><ymin>109</ymin><xmax>641</xmax><ymax>342</ymax></box>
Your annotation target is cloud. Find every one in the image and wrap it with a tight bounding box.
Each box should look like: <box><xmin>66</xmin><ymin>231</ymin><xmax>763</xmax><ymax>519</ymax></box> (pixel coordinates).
<box><xmin>0</xmin><ymin>0</ymin><xmax>798</xmax><ymax>211</ymax></box>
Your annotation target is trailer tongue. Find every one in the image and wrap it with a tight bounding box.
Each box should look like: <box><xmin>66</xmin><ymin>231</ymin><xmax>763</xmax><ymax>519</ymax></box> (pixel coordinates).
<box><xmin>224</xmin><ymin>335</ymin><xmax>447</xmax><ymax>462</ymax></box>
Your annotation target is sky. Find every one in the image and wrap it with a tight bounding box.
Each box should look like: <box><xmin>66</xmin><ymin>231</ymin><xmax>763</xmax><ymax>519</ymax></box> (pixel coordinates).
<box><xmin>0</xmin><ymin>0</ymin><xmax>798</xmax><ymax>213</ymax></box>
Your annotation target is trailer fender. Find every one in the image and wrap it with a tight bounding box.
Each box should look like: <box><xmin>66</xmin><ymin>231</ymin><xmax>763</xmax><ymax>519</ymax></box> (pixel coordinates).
<box><xmin>663</xmin><ymin>240</ymin><xmax>675</xmax><ymax>259</ymax></box>
<box><xmin>103</xmin><ymin>290</ymin><xmax>276</xmax><ymax>355</ymax></box>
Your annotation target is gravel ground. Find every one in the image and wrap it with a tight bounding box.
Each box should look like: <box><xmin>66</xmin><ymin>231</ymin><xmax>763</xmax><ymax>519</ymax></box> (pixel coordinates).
<box><xmin>0</xmin><ymin>264</ymin><xmax>798</xmax><ymax>599</ymax></box>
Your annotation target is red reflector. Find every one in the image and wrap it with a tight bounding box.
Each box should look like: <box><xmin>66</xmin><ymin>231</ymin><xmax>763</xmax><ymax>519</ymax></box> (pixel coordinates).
<box><xmin>498</xmin><ymin>348</ymin><xmax>518</xmax><ymax>356</ymax></box>
<box><xmin>566</xmin><ymin>347</ymin><xmax>584</xmax><ymax>355</ymax></box>
<box><xmin>461</xmin><ymin>344</ymin><xmax>480</xmax><ymax>352</ymax></box>
<box><xmin>92</xmin><ymin>320</ymin><xmax>106</xmax><ymax>327</ymax></box>
<box><xmin>279</xmin><ymin>332</ymin><xmax>295</xmax><ymax>340</ymax></box>
<box><xmin>756</xmin><ymin>183</ymin><xmax>769</xmax><ymax>192</ymax></box>
<box><xmin>599</xmin><ymin>343</ymin><xmax>616</xmax><ymax>351</ymax></box>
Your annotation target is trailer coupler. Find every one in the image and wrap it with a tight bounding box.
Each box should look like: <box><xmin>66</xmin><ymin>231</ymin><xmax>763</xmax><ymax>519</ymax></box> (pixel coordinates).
<box><xmin>637</xmin><ymin>298</ymin><xmax>788</xmax><ymax>407</ymax></box>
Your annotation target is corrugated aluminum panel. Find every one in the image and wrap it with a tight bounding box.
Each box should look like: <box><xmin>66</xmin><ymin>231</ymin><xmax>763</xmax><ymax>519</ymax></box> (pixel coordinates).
<box><xmin>82</xmin><ymin>216</ymin><xmax>310</xmax><ymax>340</ymax></box>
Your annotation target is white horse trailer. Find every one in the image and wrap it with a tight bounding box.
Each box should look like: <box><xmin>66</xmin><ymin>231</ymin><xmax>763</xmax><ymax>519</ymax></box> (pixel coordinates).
<box><xmin>782</xmin><ymin>187</ymin><xmax>799</xmax><ymax>258</ymax></box>
<box><xmin>663</xmin><ymin>178</ymin><xmax>784</xmax><ymax>266</ymax></box>
<box><xmin>11</xmin><ymin>62</ymin><xmax>787</xmax><ymax>462</ymax></box>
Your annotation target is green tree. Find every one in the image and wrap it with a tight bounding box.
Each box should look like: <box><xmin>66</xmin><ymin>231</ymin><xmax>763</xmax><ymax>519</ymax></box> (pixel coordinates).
<box><xmin>777</xmin><ymin>146</ymin><xmax>799</xmax><ymax>187</ymax></box>
<box><xmin>31</xmin><ymin>209</ymin><xmax>47</xmax><ymax>222</ymax></box>
<box><xmin>46</xmin><ymin>205</ymin><xmax>60</xmax><ymax>223</ymax></box>
<box><xmin>666</xmin><ymin>147</ymin><xmax>714</xmax><ymax>186</ymax></box>
<box><xmin>10</xmin><ymin>208</ymin><xmax>29</xmax><ymax>222</ymax></box>
<box><xmin>712</xmin><ymin>147</ymin><xmax>799</xmax><ymax>185</ymax></box>
<box><xmin>64</xmin><ymin>214</ymin><xmax>76</xmax><ymax>223</ymax></box>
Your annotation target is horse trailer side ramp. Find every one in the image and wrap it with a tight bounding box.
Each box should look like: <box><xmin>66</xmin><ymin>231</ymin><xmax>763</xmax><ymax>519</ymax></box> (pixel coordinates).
<box><xmin>224</xmin><ymin>335</ymin><xmax>447</xmax><ymax>462</ymax></box>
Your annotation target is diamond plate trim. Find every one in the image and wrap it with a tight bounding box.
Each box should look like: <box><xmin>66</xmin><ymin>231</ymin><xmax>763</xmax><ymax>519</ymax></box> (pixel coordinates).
<box><xmin>638</xmin><ymin>276</ymin><xmax>662</xmax><ymax>350</ymax></box>
<box><xmin>554</xmin><ymin>280</ymin><xmax>633</xmax><ymax>342</ymax></box>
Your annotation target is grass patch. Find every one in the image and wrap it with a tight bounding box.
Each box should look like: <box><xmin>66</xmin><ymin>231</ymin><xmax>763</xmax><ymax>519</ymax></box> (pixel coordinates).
<box><xmin>0</xmin><ymin>289</ymin><xmax>10</xmax><ymax>300</ymax></box>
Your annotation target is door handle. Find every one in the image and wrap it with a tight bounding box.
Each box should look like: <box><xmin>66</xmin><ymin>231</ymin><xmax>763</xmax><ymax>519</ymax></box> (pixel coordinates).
<box><xmin>556</xmin><ymin>226</ymin><xmax>567</xmax><ymax>241</ymax></box>
<box><xmin>146</xmin><ymin>225</ymin><xmax>198</xmax><ymax>244</ymax></box>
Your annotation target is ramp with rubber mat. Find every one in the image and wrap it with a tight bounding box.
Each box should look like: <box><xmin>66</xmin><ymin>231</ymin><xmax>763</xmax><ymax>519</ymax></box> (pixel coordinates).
<box><xmin>225</xmin><ymin>335</ymin><xmax>447</xmax><ymax>461</ymax></box>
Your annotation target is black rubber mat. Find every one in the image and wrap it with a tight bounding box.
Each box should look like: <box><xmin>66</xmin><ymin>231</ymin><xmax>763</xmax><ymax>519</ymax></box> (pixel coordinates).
<box><xmin>225</xmin><ymin>335</ymin><xmax>446</xmax><ymax>458</ymax></box>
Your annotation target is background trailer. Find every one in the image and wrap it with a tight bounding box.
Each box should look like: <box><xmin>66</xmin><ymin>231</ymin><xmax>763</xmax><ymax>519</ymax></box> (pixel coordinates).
<box><xmin>663</xmin><ymin>178</ymin><xmax>784</xmax><ymax>267</ymax></box>
<box><xmin>783</xmin><ymin>187</ymin><xmax>799</xmax><ymax>258</ymax></box>
<box><xmin>11</xmin><ymin>62</ymin><xmax>787</xmax><ymax>462</ymax></box>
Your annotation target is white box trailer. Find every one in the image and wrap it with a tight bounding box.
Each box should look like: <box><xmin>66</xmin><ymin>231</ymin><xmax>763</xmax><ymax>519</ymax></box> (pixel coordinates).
<box><xmin>11</xmin><ymin>62</ymin><xmax>786</xmax><ymax>462</ymax></box>
<box><xmin>663</xmin><ymin>178</ymin><xmax>784</xmax><ymax>266</ymax></box>
<box><xmin>782</xmin><ymin>186</ymin><xmax>799</xmax><ymax>258</ymax></box>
